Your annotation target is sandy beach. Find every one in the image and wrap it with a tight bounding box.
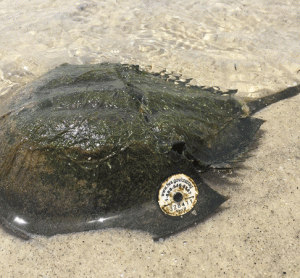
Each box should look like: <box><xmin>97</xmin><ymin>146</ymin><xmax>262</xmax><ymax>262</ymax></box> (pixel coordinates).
<box><xmin>0</xmin><ymin>0</ymin><xmax>299</xmax><ymax>277</ymax></box>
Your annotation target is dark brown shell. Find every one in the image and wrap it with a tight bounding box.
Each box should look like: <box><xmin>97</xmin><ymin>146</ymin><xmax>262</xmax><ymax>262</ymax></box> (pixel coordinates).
<box><xmin>2</xmin><ymin>62</ymin><xmax>284</xmax><ymax>239</ymax></box>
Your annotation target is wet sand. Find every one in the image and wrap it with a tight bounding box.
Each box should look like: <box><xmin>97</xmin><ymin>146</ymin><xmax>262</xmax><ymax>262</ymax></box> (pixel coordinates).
<box><xmin>0</xmin><ymin>0</ymin><xmax>299</xmax><ymax>277</ymax></box>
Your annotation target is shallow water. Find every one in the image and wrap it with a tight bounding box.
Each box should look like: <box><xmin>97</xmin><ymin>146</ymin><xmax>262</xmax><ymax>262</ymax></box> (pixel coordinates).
<box><xmin>0</xmin><ymin>0</ymin><xmax>300</xmax><ymax>277</ymax></box>
<box><xmin>1</xmin><ymin>0</ymin><xmax>299</xmax><ymax>97</ymax></box>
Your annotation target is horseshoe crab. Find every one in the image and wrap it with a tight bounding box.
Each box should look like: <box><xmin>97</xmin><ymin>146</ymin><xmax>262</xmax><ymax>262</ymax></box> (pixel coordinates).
<box><xmin>0</xmin><ymin>63</ymin><xmax>299</xmax><ymax>240</ymax></box>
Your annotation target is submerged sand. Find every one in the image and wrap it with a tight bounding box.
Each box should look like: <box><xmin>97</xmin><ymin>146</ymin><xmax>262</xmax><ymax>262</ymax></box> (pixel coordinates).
<box><xmin>0</xmin><ymin>0</ymin><xmax>299</xmax><ymax>277</ymax></box>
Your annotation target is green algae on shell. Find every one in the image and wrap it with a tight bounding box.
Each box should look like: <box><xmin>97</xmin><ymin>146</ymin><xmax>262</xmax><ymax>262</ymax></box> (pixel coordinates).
<box><xmin>0</xmin><ymin>63</ymin><xmax>299</xmax><ymax>240</ymax></box>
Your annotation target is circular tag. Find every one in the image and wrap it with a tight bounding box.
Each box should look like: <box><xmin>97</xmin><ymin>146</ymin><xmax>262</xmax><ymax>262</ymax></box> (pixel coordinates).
<box><xmin>158</xmin><ymin>174</ymin><xmax>198</xmax><ymax>216</ymax></box>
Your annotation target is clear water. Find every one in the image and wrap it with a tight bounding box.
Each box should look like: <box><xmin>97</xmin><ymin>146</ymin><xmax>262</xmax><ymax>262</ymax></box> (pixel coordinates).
<box><xmin>0</xmin><ymin>0</ymin><xmax>299</xmax><ymax>99</ymax></box>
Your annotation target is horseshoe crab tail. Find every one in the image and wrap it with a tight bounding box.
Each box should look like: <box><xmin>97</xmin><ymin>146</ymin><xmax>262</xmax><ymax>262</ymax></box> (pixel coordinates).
<box><xmin>247</xmin><ymin>84</ymin><xmax>300</xmax><ymax>115</ymax></box>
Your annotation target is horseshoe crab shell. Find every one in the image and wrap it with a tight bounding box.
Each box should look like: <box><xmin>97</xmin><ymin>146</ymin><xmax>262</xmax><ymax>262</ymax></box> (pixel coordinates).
<box><xmin>0</xmin><ymin>63</ymin><xmax>299</xmax><ymax>240</ymax></box>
